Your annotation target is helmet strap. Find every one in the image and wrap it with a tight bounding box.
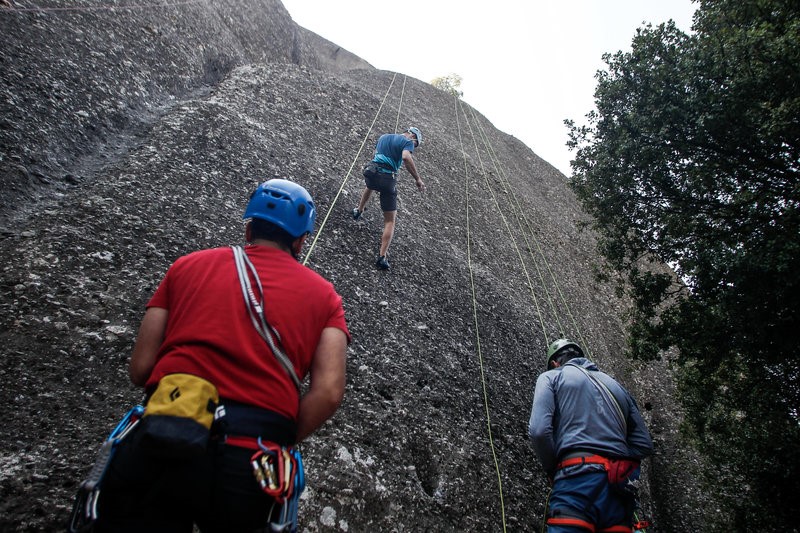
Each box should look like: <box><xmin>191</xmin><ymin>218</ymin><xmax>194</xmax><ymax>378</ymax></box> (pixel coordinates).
<box><xmin>290</xmin><ymin>235</ymin><xmax>307</xmax><ymax>260</ymax></box>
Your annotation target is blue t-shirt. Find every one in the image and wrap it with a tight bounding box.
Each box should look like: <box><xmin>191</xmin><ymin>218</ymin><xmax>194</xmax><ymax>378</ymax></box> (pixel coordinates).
<box><xmin>372</xmin><ymin>133</ymin><xmax>415</xmax><ymax>172</ymax></box>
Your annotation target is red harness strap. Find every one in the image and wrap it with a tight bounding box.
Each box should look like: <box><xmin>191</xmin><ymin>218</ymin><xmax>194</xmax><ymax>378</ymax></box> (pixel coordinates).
<box><xmin>223</xmin><ymin>435</ymin><xmax>262</xmax><ymax>450</ymax></box>
<box><xmin>550</xmin><ymin>455</ymin><xmax>634</xmax><ymax>533</ymax></box>
<box><xmin>547</xmin><ymin>516</ymin><xmax>596</xmax><ymax>531</ymax></box>
<box><xmin>546</xmin><ymin>517</ymin><xmax>631</xmax><ymax>533</ymax></box>
<box><xmin>557</xmin><ymin>454</ymin><xmax>610</xmax><ymax>470</ymax></box>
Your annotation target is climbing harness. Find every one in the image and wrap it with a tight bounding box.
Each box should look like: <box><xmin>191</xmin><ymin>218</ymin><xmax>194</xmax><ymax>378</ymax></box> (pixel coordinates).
<box><xmin>68</xmin><ymin>405</ymin><xmax>145</xmax><ymax>533</ymax></box>
<box><xmin>542</xmin><ymin>484</ymin><xmax>630</xmax><ymax>533</ymax></box>
<box><xmin>546</xmin><ymin>517</ymin><xmax>634</xmax><ymax>533</ymax></box>
<box><xmin>557</xmin><ymin>454</ymin><xmax>640</xmax><ymax>492</ymax></box>
<box><xmin>541</xmin><ymin>458</ymin><xmax>638</xmax><ymax>533</ymax></box>
<box><xmin>232</xmin><ymin>245</ymin><xmax>301</xmax><ymax>391</ymax></box>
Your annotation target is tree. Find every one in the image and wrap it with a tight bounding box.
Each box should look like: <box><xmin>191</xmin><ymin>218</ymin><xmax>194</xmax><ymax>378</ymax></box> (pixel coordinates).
<box><xmin>430</xmin><ymin>73</ymin><xmax>464</xmax><ymax>97</ymax></box>
<box><xmin>566</xmin><ymin>0</ymin><xmax>800</xmax><ymax>529</ymax></box>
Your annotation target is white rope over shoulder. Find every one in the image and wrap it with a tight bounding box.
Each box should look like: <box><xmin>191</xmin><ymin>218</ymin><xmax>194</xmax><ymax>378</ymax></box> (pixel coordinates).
<box><xmin>231</xmin><ymin>245</ymin><xmax>301</xmax><ymax>391</ymax></box>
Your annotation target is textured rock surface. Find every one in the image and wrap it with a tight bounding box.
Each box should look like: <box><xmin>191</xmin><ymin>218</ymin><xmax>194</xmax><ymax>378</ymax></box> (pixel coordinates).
<box><xmin>0</xmin><ymin>1</ymin><xmax>710</xmax><ymax>531</ymax></box>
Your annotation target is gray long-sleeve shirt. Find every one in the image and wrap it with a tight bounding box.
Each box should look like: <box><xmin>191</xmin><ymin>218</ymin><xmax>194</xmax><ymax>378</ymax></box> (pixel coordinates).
<box><xmin>528</xmin><ymin>358</ymin><xmax>654</xmax><ymax>477</ymax></box>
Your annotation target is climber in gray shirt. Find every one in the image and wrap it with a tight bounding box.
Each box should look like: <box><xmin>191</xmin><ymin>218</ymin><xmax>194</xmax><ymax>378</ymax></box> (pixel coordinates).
<box><xmin>528</xmin><ymin>339</ymin><xmax>653</xmax><ymax>532</ymax></box>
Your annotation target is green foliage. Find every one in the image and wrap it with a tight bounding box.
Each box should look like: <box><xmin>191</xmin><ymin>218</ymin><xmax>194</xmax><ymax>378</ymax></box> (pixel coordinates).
<box><xmin>430</xmin><ymin>73</ymin><xmax>464</xmax><ymax>97</ymax></box>
<box><xmin>567</xmin><ymin>0</ymin><xmax>800</xmax><ymax>528</ymax></box>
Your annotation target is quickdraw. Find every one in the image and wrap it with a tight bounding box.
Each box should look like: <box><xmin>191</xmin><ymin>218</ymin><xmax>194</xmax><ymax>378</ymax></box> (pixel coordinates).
<box><xmin>68</xmin><ymin>405</ymin><xmax>145</xmax><ymax>533</ymax></box>
<box><xmin>251</xmin><ymin>439</ymin><xmax>296</xmax><ymax>503</ymax></box>
<box><xmin>248</xmin><ymin>437</ymin><xmax>306</xmax><ymax>533</ymax></box>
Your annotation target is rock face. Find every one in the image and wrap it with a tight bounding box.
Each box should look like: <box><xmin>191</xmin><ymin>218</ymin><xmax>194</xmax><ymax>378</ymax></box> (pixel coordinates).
<box><xmin>0</xmin><ymin>1</ymin><xmax>706</xmax><ymax>531</ymax></box>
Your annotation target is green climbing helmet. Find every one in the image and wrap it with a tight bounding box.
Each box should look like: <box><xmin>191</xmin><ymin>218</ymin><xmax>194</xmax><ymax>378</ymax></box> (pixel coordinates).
<box><xmin>546</xmin><ymin>338</ymin><xmax>583</xmax><ymax>370</ymax></box>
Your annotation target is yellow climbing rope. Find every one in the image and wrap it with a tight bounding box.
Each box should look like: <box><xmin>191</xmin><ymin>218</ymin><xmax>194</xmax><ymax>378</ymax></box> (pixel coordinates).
<box><xmin>458</xmin><ymin>99</ymin><xmax>549</xmax><ymax>344</ymax></box>
<box><xmin>464</xmin><ymin>104</ymin><xmax>593</xmax><ymax>356</ymax></box>
<box><xmin>458</xmin><ymin>97</ymin><xmax>603</xmax><ymax>531</ymax></box>
<box><xmin>456</xmin><ymin>94</ymin><xmax>508</xmax><ymax>533</ymax></box>
<box><xmin>394</xmin><ymin>75</ymin><xmax>407</xmax><ymax>134</ymax></box>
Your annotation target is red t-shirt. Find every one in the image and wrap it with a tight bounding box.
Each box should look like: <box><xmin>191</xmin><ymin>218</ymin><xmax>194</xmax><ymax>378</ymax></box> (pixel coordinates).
<box><xmin>144</xmin><ymin>245</ymin><xmax>350</xmax><ymax>421</ymax></box>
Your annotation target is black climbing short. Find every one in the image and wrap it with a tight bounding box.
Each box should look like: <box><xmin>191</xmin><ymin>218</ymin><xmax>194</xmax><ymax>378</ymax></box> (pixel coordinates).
<box><xmin>363</xmin><ymin>163</ymin><xmax>397</xmax><ymax>212</ymax></box>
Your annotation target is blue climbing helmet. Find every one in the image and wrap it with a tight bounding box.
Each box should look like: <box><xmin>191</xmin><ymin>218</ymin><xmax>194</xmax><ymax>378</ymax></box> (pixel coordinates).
<box><xmin>407</xmin><ymin>127</ymin><xmax>422</xmax><ymax>147</ymax></box>
<box><xmin>546</xmin><ymin>338</ymin><xmax>584</xmax><ymax>370</ymax></box>
<box><xmin>242</xmin><ymin>179</ymin><xmax>316</xmax><ymax>238</ymax></box>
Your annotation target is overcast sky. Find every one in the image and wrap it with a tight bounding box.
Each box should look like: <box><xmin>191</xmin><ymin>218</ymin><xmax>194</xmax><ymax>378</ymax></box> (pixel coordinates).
<box><xmin>280</xmin><ymin>0</ymin><xmax>697</xmax><ymax>176</ymax></box>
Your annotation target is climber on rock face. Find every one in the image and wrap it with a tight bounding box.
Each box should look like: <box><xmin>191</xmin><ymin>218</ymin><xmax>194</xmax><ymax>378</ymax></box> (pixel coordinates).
<box><xmin>352</xmin><ymin>127</ymin><xmax>425</xmax><ymax>270</ymax></box>
<box><xmin>88</xmin><ymin>179</ymin><xmax>350</xmax><ymax>532</ymax></box>
<box><xmin>528</xmin><ymin>339</ymin><xmax>654</xmax><ymax>533</ymax></box>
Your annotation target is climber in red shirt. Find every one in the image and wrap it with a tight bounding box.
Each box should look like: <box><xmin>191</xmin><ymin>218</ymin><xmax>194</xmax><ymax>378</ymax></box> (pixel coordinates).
<box><xmin>94</xmin><ymin>179</ymin><xmax>350</xmax><ymax>532</ymax></box>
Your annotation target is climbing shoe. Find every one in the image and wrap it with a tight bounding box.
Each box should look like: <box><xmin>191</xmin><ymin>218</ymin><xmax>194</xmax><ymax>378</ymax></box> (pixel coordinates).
<box><xmin>375</xmin><ymin>255</ymin><xmax>390</xmax><ymax>270</ymax></box>
<box><xmin>352</xmin><ymin>208</ymin><xmax>362</xmax><ymax>221</ymax></box>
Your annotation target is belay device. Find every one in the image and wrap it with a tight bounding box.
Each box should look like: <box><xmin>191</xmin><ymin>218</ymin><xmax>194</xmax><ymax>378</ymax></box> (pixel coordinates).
<box><xmin>68</xmin><ymin>405</ymin><xmax>145</xmax><ymax>533</ymax></box>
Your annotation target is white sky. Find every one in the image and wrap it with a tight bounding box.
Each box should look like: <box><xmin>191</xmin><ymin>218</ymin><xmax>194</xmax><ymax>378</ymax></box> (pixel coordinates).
<box><xmin>280</xmin><ymin>1</ymin><xmax>697</xmax><ymax>176</ymax></box>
